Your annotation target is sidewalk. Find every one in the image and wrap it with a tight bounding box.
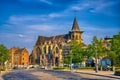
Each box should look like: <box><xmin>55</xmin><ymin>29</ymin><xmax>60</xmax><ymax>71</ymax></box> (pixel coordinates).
<box><xmin>71</xmin><ymin>70</ymin><xmax>120</xmax><ymax>79</ymax></box>
<box><xmin>0</xmin><ymin>76</ymin><xmax>3</xmax><ymax>80</ymax></box>
<box><xmin>0</xmin><ymin>71</ymin><xmax>8</xmax><ymax>80</ymax></box>
<box><xmin>0</xmin><ymin>74</ymin><xmax>4</xmax><ymax>80</ymax></box>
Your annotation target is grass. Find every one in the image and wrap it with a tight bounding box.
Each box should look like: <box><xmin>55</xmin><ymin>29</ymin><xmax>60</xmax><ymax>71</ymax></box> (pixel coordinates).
<box><xmin>53</xmin><ymin>66</ymin><xmax>70</xmax><ymax>70</ymax></box>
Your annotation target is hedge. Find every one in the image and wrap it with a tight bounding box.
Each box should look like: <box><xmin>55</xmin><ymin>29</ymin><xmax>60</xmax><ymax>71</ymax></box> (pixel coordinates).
<box><xmin>77</xmin><ymin>67</ymin><xmax>94</xmax><ymax>70</ymax></box>
<box><xmin>53</xmin><ymin>67</ymin><xmax>70</xmax><ymax>70</ymax></box>
<box><xmin>114</xmin><ymin>69</ymin><xmax>120</xmax><ymax>76</ymax></box>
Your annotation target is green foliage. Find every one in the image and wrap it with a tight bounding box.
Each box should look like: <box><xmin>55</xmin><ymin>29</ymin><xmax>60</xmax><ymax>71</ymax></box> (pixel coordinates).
<box><xmin>0</xmin><ymin>67</ymin><xmax>6</xmax><ymax>71</ymax></box>
<box><xmin>85</xmin><ymin>44</ymin><xmax>94</xmax><ymax>58</ymax></box>
<box><xmin>77</xmin><ymin>67</ymin><xmax>94</xmax><ymax>70</ymax></box>
<box><xmin>115</xmin><ymin>69</ymin><xmax>120</xmax><ymax>76</ymax></box>
<box><xmin>53</xmin><ymin>66</ymin><xmax>70</xmax><ymax>70</ymax></box>
<box><xmin>63</xmin><ymin>32</ymin><xmax>120</xmax><ymax>67</ymax></box>
<box><xmin>92</xmin><ymin>36</ymin><xmax>105</xmax><ymax>57</ymax></box>
<box><xmin>108</xmin><ymin>51</ymin><xmax>117</xmax><ymax>66</ymax></box>
<box><xmin>0</xmin><ymin>44</ymin><xmax>10</xmax><ymax>64</ymax></box>
<box><xmin>63</xmin><ymin>40</ymin><xmax>85</xmax><ymax>64</ymax></box>
<box><xmin>90</xmin><ymin>33</ymin><xmax>120</xmax><ymax>66</ymax></box>
<box><xmin>63</xmin><ymin>56</ymin><xmax>70</xmax><ymax>64</ymax></box>
<box><xmin>107</xmin><ymin>32</ymin><xmax>120</xmax><ymax>66</ymax></box>
<box><xmin>85</xmin><ymin>36</ymin><xmax>105</xmax><ymax>59</ymax></box>
<box><xmin>115</xmin><ymin>67</ymin><xmax>120</xmax><ymax>70</ymax></box>
<box><xmin>70</xmin><ymin>40</ymin><xmax>84</xmax><ymax>63</ymax></box>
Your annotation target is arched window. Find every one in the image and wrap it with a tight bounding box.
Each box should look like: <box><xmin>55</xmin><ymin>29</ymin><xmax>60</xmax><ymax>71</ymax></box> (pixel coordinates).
<box><xmin>36</xmin><ymin>47</ymin><xmax>41</xmax><ymax>58</ymax></box>
<box><xmin>48</xmin><ymin>46</ymin><xmax>51</xmax><ymax>53</ymax></box>
<box><xmin>44</xmin><ymin>46</ymin><xmax>46</xmax><ymax>54</ymax></box>
<box><xmin>76</xmin><ymin>35</ymin><xmax>78</xmax><ymax>40</ymax></box>
<box><xmin>79</xmin><ymin>35</ymin><xmax>81</xmax><ymax>39</ymax></box>
<box><xmin>56</xmin><ymin>47</ymin><xmax>59</xmax><ymax>53</ymax></box>
<box><xmin>36</xmin><ymin>47</ymin><xmax>41</xmax><ymax>64</ymax></box>
<box><xmin>73</xmin><ymin>35</ymin><xmax>74</xmax><ymax>39</ymax></box>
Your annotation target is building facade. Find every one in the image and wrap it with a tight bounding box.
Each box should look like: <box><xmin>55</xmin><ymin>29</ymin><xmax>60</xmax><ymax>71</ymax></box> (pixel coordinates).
<box><xmin>9</xmin><ymin>47</ymin><xmax>29</xmax><ymax>67</ymax></box>
<box><xmin>29</xmin><ymin>17</ymin><xmax>84</xmax><ymax>67</ymax></box>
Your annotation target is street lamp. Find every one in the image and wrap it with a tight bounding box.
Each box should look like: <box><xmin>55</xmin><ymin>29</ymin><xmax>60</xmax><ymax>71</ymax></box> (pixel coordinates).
<box><xmin>69</xmin><ymin>49</ymin><xmax>72</xmax><ymax>70</ymax></box>
<box><xmin>70</xmin><ymin>53</ymin><xmax>72</xmax><ymax>70</ymax></box>
<box><xmin>95</xmin><ymin>44</ymin><xmax>98</xmax><ymax>73</ymax></box>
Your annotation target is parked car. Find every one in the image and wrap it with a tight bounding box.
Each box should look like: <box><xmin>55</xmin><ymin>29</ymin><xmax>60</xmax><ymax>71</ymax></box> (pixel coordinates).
<box><xmin>13</xmin><ymin>66</ymin><xmax>18</xmax><ymax>70</ymax></box>
<box><xmin>103</xmin><ymin>65</ymin><xmax>110</xmax><ymax>71</ymax></box>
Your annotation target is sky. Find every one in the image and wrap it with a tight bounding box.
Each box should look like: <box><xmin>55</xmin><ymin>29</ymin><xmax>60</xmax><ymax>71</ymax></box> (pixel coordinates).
<box><xmin>0</xmin><ymin>0</ymin><xmax>120</xmax><ymax>53</ymax></box>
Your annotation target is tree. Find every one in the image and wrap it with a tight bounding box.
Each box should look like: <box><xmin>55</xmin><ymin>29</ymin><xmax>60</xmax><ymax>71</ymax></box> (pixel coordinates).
<box><xmin>70</xmin><ymin>40</ymin><xmax>84</xmax><ymax>64</ymax></box>
<box><xmin>109</xmin><ymin>32</ymin><xmax>120</xmax><ymax>66</ymax></box>
<box><xmin>0</xmin><ymin>44</ymin><xmax>10</xmax><ymax>69</ymax></box>
<box><xmin>63</xmin><ymin>40</ymin><xmax>84</xmax><ymax>68</ymax></box>
<box><xmin>85</xmin><ymin>44</ymin><xmax>94</xmax><ymax>58</ymax></box>
<box><xmin>91</xmin><ymin>36</ymin><xmax>105</xmax><ymax>58</ymax></box>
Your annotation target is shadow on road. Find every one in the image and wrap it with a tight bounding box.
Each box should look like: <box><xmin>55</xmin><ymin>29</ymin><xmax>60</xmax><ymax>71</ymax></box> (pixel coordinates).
<box><xmin>2</xmin><ymin>69</ymin><xmax>120</xmax><ymax>80</ymax></box>
<box><xmin>75</xmin><ymin>71</ymin><xmax>120</xmax><ymax>79</ymax></box>
<box><xmin>2</xmin><ymin>70</ymin><xmax>40</xmax><ymax>80</ymax></box>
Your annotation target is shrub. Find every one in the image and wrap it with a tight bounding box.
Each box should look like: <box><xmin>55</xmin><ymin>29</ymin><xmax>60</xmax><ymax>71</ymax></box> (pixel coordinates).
<box><xmin>53</xmin><ymin>66</ymin><xmax>70</xmax><ymax>70</ymax></box>
<box><xmin>1</xmin><ymin>68</ymin><xmax>6</xmax><ymax>71</ymax></box>
<box><xmin>77</xmin><ymin>67</ymin><xmax>94</xmax><ymax>70</ymax></box>
<box><xmin>114</xmin><ymin>69</ymin><xmax>120</xmax><ymax>76</ymax></box>
<box><xmin>115</xmin><ymin>67</ymin><xmax>120</xmax><ymax>70</ymax></box>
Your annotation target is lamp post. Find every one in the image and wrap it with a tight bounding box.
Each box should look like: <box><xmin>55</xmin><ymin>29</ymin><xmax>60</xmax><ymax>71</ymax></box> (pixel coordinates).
<box><xmin>95</xmin><ymin>44</ymin><xmax>98</xmax><ymax>73</ymax></box>
<box><xmin>70</xmin><ymin>54</ymin><xmax>72</xmax><ymax>70</ymax></box>
<box><xmin>69</xmin><ymin>50</ymin><xmax>72</xmax><ymax>70</ymax></box>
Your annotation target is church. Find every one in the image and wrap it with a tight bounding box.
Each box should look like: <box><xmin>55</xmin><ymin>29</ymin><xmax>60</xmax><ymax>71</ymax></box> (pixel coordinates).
<box><xmin>29</xmin><ymin>16</ymin><xmax>84</xmax><ymax>67</ymax></box>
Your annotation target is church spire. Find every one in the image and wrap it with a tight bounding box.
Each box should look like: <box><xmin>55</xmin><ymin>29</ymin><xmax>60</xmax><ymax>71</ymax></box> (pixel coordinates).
<box><xmin>71</xmin><ymin>16</ymin><xmax>80</xmax><ymax>31</ymax></box>
<box><xmin>69</xmin><ymin>16</ymin><xmax>84</xmax><ymax>44</ymax></box>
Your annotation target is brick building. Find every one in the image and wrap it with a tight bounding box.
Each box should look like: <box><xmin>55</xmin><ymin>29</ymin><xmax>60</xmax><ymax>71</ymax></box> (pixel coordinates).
<box><xmin>9</xmin><ymin>47</ymin><xmax>29</xmax><ymax>67</ymax></box>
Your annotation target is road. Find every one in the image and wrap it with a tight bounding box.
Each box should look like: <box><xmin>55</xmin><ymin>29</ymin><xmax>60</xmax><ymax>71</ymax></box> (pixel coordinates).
<box><xmin>1</xmin><ymin>69</ymin><xmax>120</xmax><ymax>80</ymax></box>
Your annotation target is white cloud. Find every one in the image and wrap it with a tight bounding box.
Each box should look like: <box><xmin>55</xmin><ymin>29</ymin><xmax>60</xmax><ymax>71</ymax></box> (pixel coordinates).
<box><xmin>0</xmin><ymin>33</ymin><xmax>34</xmax><ymax>43</ymax></box>
<box><xmin>78</xmin><ymin>22</ymin><xmax>119</xmax><ymax>32</ymax></box>
<box><xmin>18</xmin><ymin>34</ymin><xmax>24</xmax><ymax>38</ymax></box>
<box><xmin>0</xmin><ymin>32</ymin><xmax>35</xmax><ymax>54</ymax></box>
<box><xmin>8</xmin><ymin>15</ymin><xmax>47</xmax><ymax>25</ymax></box>
<box><xmin>69</xmin><ymin>0</ymin><xmax>117</xmax><ymax>15</ymax></box>
<box><xmin>89</xmin><ymin>1</ymin><xmax>116</xmax><ymax>13</ymax></box>
<box><xmin>48</xmin><ymin>13</ymin><xmax>63</xmax><ymax>18</ymax></box>
<box><xmin>39</xmin><ymin>0</ymin><xmax>52</xmax><ymax>5</ymax></box>
<box><xmin>71</xmin><ymin>3</ymin><xmax>90</xmax><ymax>11</ymax></box>
<box><xmin>19</xmin><ymin>0</ymin><xmax>53</xmax><ymax>5</ymax></box>
<box><xmin>8</xmin><ymin>13</ymin><xmax>64</xmax><ymax>25</ymax></box>
<box><xmin>28</xmin><ymin>24</ymin><xmax>57</xmax><ymax>32</ymax></box>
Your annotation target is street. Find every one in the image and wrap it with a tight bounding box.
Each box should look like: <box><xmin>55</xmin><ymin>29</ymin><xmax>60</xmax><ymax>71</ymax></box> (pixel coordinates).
<box><xmin>1</xmin><ymin>69</ymin><xmax>120</xmax><ymax>80</ymax></box>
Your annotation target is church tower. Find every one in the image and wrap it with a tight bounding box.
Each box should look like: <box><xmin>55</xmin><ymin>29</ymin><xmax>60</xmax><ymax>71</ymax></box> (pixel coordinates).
<box><xmin>69</xmin><ymin>16</ymin><xmax>84</xmax><ymax>44</ymax></box>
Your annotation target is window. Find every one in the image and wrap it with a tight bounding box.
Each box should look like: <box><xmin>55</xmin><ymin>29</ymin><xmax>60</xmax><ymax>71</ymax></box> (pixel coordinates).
<box><xmin>42</xmin><ymin>55</ymin><xmax>44</xmax><ymax>59</ymax></box>
<box><xmin>48</xmin><ymin>46</ymin><xmax>51</xmax><ymax>53</ymax></box>
<box><xmin>44</xmin><ymin>46</ymin><xmax>46</xmax><ymax>53</ymax></box>
<box><xmin>56</xmin><ymin>47</ymin><xmax>59</xmax><ymax>53</ymax></box>
<box><xmin>22</xmin><ymin>63</ymin><xmax>24</xmax><ymax>65</ymax></box>
<box><xmin>76</xmin><ymin>35</ymin><xmax>78</xmax><ymax>40</ymax></box>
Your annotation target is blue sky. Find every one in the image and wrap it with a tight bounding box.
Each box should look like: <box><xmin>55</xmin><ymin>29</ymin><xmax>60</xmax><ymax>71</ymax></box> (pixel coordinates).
<box><xmin>0</xmin><ymin>0</ymin><xmax>120</xmax><ymax>53</ymax></box>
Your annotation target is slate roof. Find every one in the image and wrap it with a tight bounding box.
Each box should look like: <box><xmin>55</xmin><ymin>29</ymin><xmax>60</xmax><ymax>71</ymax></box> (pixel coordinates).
<box><xmin>71</xmin><ymin>16</ymin><xmax>80</xmax><ymax>31</ymax></box>
<box><xmin>14</xmin><ymin>48</ymin><xmax>26</xmax><ymax>54</ymax></box>
<box><xmin>35</xmin><ymin>34</ymin><xmax>68</xmax><ymax>45</ymax></box>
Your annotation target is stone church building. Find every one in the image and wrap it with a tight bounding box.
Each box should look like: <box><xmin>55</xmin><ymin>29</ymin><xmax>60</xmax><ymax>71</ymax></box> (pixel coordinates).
<box><xmin>29</xmin><ymin>16</ymin><xmax>84</xmax><ymax>67</ymax></box>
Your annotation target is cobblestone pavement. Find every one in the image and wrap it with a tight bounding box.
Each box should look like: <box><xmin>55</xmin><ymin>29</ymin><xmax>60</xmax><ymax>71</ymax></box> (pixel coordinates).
<box><xmin>0</xmin><ymin>69</ymin><xmax>120</xmax><ymax>80</ymax></box>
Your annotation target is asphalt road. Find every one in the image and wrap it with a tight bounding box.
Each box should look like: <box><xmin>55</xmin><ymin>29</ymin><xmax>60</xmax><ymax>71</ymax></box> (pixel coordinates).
<box><xmin>1</xmin><ymin>69</ymin><xmax>120</xmax><ymax>80</ymax></box>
